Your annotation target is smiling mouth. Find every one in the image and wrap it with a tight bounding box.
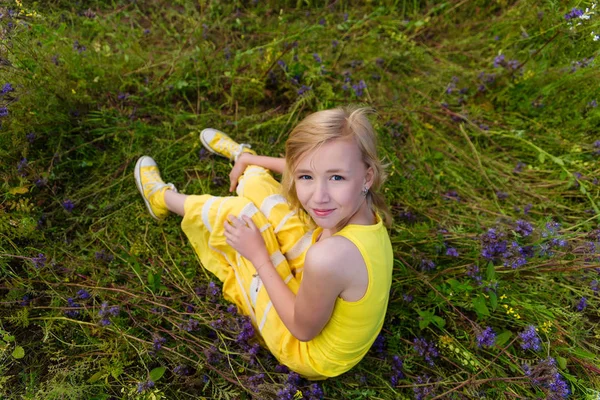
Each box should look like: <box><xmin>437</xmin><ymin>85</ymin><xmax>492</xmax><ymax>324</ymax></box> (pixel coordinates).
<box><xmin>313</xmin><ymin>209</ymin><xmax>335</xmax><ymax>217</ymax></box>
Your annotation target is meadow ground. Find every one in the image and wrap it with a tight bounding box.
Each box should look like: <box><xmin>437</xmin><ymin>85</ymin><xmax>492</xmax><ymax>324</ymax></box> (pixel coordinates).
<box><xmin>1</xmin><ymin>0</ymin><xmax>599</xmax><ymax>399</ymax></box>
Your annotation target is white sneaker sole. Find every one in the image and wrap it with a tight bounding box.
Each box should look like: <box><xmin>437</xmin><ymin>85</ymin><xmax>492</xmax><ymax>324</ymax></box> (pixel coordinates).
<box><xmin>134</xmin><ymin>156</ymin><xmax>160</xmax><ymax>220</ymax></box>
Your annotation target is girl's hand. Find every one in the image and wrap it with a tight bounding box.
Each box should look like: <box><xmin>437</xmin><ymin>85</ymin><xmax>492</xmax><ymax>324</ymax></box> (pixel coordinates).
<box><xmin>229</xmin><ymin>153</ymin><xmax>252</xmax><ymax>192</ymax></box>
<box><xmin>224</xmin><ymin>215</ymin><xmax>269</xmax><ymax>265</ymax></box>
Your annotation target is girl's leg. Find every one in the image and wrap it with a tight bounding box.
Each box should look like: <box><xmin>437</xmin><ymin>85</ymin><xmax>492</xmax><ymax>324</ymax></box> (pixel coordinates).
<box><xmin>164</xmin><ymin>190</ymin><xmax>187</xmax><ymax>217</ymax></box>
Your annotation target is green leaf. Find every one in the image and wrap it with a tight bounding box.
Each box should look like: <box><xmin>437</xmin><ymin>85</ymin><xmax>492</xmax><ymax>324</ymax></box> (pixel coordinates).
<box><xmin>556</xmin><ymin>356</ymin><xmax>567</xmax><ymax>370</ymax></box>
<box><xmin>12</xmin><ymin>345</ymin><xmax>25</xmax><ymax>359</ymax></box>
<box><xmin>88</xmin><ymin>371</ymin><xmax>104</xmax><ymax>383</ymax></box>
<box><xmin>486</xmin><ymin>262</ymin><xmax>496</xmax><ymax>280</ymax></box>
<box><xmin>472</xmin><ymin>295</ymin><xmax>490</xmax><ymax>318</ymax></box>
<box><xmin>495</xmin><ymin>331</ymin><xmax>512</xmax><ymax>347</ymax></box>
<box><xmin>149</xmin><ymin>366</ymin><xmax>166</xmax><ymax>382</ymax></box>
<box><xmin>147</xmin><ymin>271</ymin><xmax>154</xmax><ymax>287</ymax></box>
<box><xmin>580</xmin><ymin>184</ymin><xmax>587</xmax><ymax>195</ymax></box>
<box><xmin>432</xmin><ymin>316</ymin><xmax>446</xmax><ymax>329</ymax></box>
<box><xmin>489</xmin><ymin>291</ymin><xmax>498</xmax><ymax>311</ymax></box>
<box><xmin>538</xmin><ymin>152</ymin><xmax>546</xmax><ymax>164</ymax></box>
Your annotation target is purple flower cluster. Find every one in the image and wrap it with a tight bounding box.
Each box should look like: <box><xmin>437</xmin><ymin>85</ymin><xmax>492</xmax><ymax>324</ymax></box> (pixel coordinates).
<box><xmin>519</xmin><ymin>325</ymin><xmax>542</xmax><ymax>352</ymax></box>
<box><xmin>413</xmin><ymin>374</ymin><xmax>437</xmax><ymax>400</ymax></box>
<box><xmin>73</xmin><ymin>40</ymin><xmax>86</xmax><ymax>53</ymax></box>
<box><xmin>297</xmin><ymin>85</ymin><xmax>312</xmax><ymax>96</ymax></box>
<box><xmin>137</xmin><ymin>379</ymin><xmax>155</xmax><ymax>393</ymax></box>
<box><xmin>371</xmin><ymin>333</ymin><xmax>387</xmax><ymax>358</ymax></box>
<box><xmin>247</xmin><ymin>373</ymin><xmax>264</xmax><ymax>392</ymax></box>
<box><xmin>32</xmin><ymin>253</ymin><xmax>47</xmax><ymax>268</ymax></box>
<box><xmin>352</xmin><ymin>80</ymin><xmax>367</xmax><ymax>97</ymax></box>
<box><xmin>236</xmin><ymin>318</ymin><xmax>255</xmax><ymax>345</ymax></box>
<box><xmin>575</xmin><ymin>297</ymin><xmax>587</xmax><ymax>311</ymax></box>
<box><xmin>98</xmin><ymin>302</ymin><xmax>119</xmax><ymax>326</ymax></box>
<box><xmin>523</xmin><ymin>357</ymin><xmax>570</xmax><ymax>399</ymax></box>
<box><xmin>277</xmin><ymin>371</ymin><xmax>303</xmax><ymax>400</ymax></box>
<box><xmin>564</xmin><ymin>8</ymin><xmax>584</xmax><ymax>21</ymax></box>
<box><xmin>179</xmin><ymin>318</ymin><xmax>200</xmax><ymax>332</ymax></box>
<box><xmin>17</xmin><ymin>157</ymin><xmax>28</xmax><ymax>176</ymax></box>
<box><xmin>94</xmin><ymin>250</ymin><xmax>114</xmax><ymax>264</ymax></box>
<box><xmin>413</xmin><ymin>338</ymin><xmax>439</xmax><ymax>366</ymax></box>
<box><xmin>390</xmin><ymin>355</ymin><xmax>404</xmax><ymax>386</ymax></box>
<box><xmin>445</xmin><ymin>247</ymin><xmax>459</xmax><ymax>257</ymax></box>
<box><xmin>173</xmin><ymin>365</ymin><xmax>191</xmax><ymax>376</ymax></box>
<box><xmin>0</xmin><ymin>107</ymin><xmax>8</xmax><ymax>117</ymax></box>
<box><xmin>65</xmin><ymin>297</ymin><xmax>81</xmax><ymax>318</ymax></box>
<box><xmin>204</xmin><ymin>345</ymin><xmax>222</xmax><ymax>364</ymax></box>
<box><xmin>476</xmin><ymin>326</ymin><xmax>496</xmax><ymax>348</ymax></box>
<box><xmin>152</xmin><ymin>334</ymin><xmax>166</xmax><ymax>352</ymax></box>
<box><xmin>62</xmin><ymin>199</ymin><xmax>75</xmax><ymax>212</ymax></box>
<box><xmin>466</xmin><ymin>264</ymin><xmax>483</xmax><ymax>285</ymax></box>
<box><xmin>515</xmin><ymin>220</ymin><xmax>534</xmax><ymax>237</ymax></box>
<box><xmin>493</xmin><ymin>54</ymin><xmax>521</xmax><ymax>70</ymax></box>
<box><xmin>77</xmin><ymin>289</ymin><xmax>91</xmax><ymax>299</ymax></box>
<box><xmin>1</xmin><ymin>83</ymin><xmax>14</xmax><ymax>94</ymax></box>
<box><xmin>207</xmin><ymin>281</ymin><xmax>221</xmax><ymax>301</ymax></box>
<box><xmin>303</xmin><ymin>383</ymin><xmax>324</xmax><ymax>400</ymax></box>
<box><xmin>420</xmin><ymin>258</ymin><xmax>436</xmax><ymax>272</ymax></box>
<box><xmin>513</xmin><ymin>161</ymin><xmax>526</xmax><ymax>173</ymax></box>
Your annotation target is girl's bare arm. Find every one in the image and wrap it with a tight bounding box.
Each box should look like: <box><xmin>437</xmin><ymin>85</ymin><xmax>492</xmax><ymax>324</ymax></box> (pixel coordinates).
<box><xmin>228</xmin><ymin>153</ymin><xmax>286</xmax><ymax>192</ymax></box>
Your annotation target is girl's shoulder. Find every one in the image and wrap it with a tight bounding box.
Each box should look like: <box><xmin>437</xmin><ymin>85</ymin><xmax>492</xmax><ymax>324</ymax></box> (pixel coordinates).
<box><xmin>307</xmin><ymin>235</ymin><xmax>363</xmax><ymax>270</ymax></box>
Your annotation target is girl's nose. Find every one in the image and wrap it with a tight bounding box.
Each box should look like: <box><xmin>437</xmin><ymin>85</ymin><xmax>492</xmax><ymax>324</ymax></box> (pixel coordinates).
<box><xmin>313</xmin><ymin>182</ymin><xmax>330</xmax><ymax>203</ymax></box>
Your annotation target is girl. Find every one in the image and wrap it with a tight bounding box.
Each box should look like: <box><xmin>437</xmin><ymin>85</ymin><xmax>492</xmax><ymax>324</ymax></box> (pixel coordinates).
<box><xmin>134</xmin><ymin>107</ymin><xmax>393</xmax><ymax>379</ymax></box>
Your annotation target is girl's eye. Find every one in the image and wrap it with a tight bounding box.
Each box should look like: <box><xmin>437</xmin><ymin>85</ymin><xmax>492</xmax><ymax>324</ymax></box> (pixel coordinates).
<box><xmin>331</xmin><ymin>175</ymin><xmax>344</xmax><ymax>181</ymax></box>
<box><xmin>298</xmin><ymin>175</ymin><xmax>312</xmax><ymax>180</ymax></box>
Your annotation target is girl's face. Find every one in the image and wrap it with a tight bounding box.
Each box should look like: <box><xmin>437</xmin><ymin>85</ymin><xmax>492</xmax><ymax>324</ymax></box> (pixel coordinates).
<box><xmin>294</xmin><ymin>137</ymin><xmax>374</xmax><ymax>234</ymax></box>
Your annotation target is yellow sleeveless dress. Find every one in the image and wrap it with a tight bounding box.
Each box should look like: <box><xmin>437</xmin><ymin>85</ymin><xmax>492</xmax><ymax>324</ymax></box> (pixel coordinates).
<box><xmin>180</xmin><ymin>166</ymin><xmax>393</xmax><ymax>379</ymax></box>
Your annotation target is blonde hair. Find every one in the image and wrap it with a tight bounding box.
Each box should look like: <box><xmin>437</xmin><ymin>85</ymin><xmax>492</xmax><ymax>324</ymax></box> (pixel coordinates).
<box><xmin>282</xmin><ymin>106</ymin><xmax>392</xmax><ymax>228</ymax></box>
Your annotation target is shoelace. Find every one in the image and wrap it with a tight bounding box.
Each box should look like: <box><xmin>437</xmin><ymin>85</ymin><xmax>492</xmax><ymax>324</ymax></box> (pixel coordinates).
<box><xmin>142</xmin><ymin>169</ymin><xmax>176</xmax><ymax>198</ymax></box>
<box><xmin>214</xmin><ymin>138</ymin><xmax>251</xmax><ymax>161</ymax></box>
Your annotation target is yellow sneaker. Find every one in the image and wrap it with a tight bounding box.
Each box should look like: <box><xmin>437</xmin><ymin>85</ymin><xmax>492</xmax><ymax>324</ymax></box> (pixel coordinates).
<box><xmin>199</xmin><ymin>128</ymin><xmax>256</xmax><ymax>161</ymax></box>
<box><xmin>134</xmin><ymin>156</ymin><xmax>177</xmax><ymax>220</ymax></box>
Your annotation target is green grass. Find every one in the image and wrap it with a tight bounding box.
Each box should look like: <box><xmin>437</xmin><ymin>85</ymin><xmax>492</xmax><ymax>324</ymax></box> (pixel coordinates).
<box><xmin>1</xmin><ymin>0</ymin><xmax>600</xmax><ymax>398</ymax></box>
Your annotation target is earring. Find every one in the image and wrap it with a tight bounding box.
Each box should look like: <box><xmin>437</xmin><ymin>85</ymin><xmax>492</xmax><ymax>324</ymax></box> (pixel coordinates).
<box><xmin>361</xmin><ymin>186</ymin><xmax>369</xmax><ymax>196</ymax></box>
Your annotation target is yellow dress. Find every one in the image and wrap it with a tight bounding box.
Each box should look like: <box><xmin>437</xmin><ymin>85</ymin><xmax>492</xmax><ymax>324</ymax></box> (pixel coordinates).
<box><xmin>181</xmin><ymin>166</ymin><xmax>393</xmax><ymax>379</ymax></box>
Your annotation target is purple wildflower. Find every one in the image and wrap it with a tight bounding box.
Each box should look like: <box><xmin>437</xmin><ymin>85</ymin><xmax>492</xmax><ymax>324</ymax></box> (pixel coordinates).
<box><xmin>493</xmin><ymin>54</ymin><xmax>505</xmax><ymax>68</ymax></box>
<box><xmin>420</xmin><ymin>258</ymin><xmax>436</xmax><ymax>272</ymax></box>
<box><xmin>496</xmin><ymin>191</ymin><xmax>509</xmax><ymax>200</ymax></box>
<box><xmin>318</xmin><ymin>17</ymin><xmax>326</xmax><ymax>26</ymax></box>
<box><xmin>564</xmin><ymin>8</ymin><xmax>584</xmax><ymax>20</ymax></box>
<box><xmin>17</xmin><ymin>157</ymin><xmax>28</xmax><ymax>175</ymax></box>
<box><xmin>371</xmin><ymin>333</ymin><xmax>386</xmax><ymax>358</ymax></box>
<box><xmin>77</xmin><ymin>289</ymin><xmax>91</xmax><ymax>299</ymax></box>
<box><xmin>32</xmin><ymin>253</ymin><xmax>47</xmax><ymax>268</ymax></box>
<box><xmin>20</xmin><ymin>294</ymin><xmax>32</xmax><ymax>307</ymax></box>
<box><xmin>332</xmin><ymin>40</ymin><xmax>339</xmax><ymax>48</ymax></box>
<box><xmin>444</xmin><ymin>190</ymin><xmax>460</xmax><ymax>201</ymax></box>
<box><xmin>466</xmin><ymin>264</ymin><xmax>483</xmax><ymax>285</ymax></box>
<box><xmin>351</xmin><ymin>80</ymin><xmax>367</xmax><ymax>97</ymax></box>
<box><xmin>117</xmin><ymin>92</ymin><xmax>129</xmax><ymax>100</ymax></box>
<box><xmin>476</xmin><ymin>327</ymin><xmax>496</xmax><ymax>348</ymax></box>
<box><xmin>519</xmin><ymin>325</ymin><xmax>541</xmax><ymax>352</ymax></box>
<box><xmin>590</xmin><ymin>100</ymin><xmax>598</xmax><ymax>108</ymax></box>
<box><xmin>403</xmin><ymin>293</ymin><xmax>414</xmax><ymax>302</ymax></box>
<box><xmin>575</xmin><ymin>297</ymin><xmax>587</xmax><ymax>311</ymax></box>
<box><xmin>277</xmin><ymin>59</ymin><xmax>287</xmax><ymax>71</ymax></box>
<box><xmin>0</xmin><ymin>107</ymin><xmax>8</xmax><ymax>117</ymax></box>
<box><xmin>236</xmin><ymin>318</ymin><xmax>255</xmax><ymax>344</ymax></box>
<box><xmin>413</xmin><ymin>374</ymin><xmax>437</xmax><ymax>399</ymax></box>
<box><xmin>180</xmin><ymin>318</ymin><xmax>200</xmax><ymax>332</ymax></box>
<box><xmin>152</xmin><ymin>334</ymin><xmax>166</xmax><ymax>351</ymax></box>
<box><xmin>390</xmin><ymin>355</ymin><xmax>404</xmax><ymax>386</ymax></box>
<box><xmin>26</xmin><ymin>132</ymin><xmax>35</xmax><ymax>142</ymax></box>
<box><xmin>73</xmin><ymin>41</ymin><xmax>86</xmax><ymax>53</ymax></box>
<box><xmin>207</xmin><ymin>281</ymin><xmax>220</xmax><ymax>301</ymax></box>
<box><xmin>297</xmin><ymin>85</ymin><xmax>312</xmax><ymax>95</ymax></box>
<box><xmin>173</xmin><ymin>365</ymin><xmax>191</xmax><ymax>376</ymax></box>
<box><xmin>65</xmin><ymin>297</ymin><xmax>81</xmax><ymax>318</ymax></box>
<box><xmin>1</xmin><ymin>83</ymin><xmax>14</xmax><ymax>94</ymax></box>
<box><xmin>413</xmin><ymin>338</ymin><xmax>439</xmax><ymax>366</ymax></box>
<box><xmin>312</xmin><ymin>53</ymin><xmax>322</xmax><ymax>63</ymax></box>
<box><xmin>248</xmin><ymin>373</ymin><xmax>265</xmax><ymax>393</ymax></box>
<box><xmin>446</xmin><ymin>247</ymin><xmax>459</xmax><ymax>257</ymax></box>
<box><xmin>62</xmin><ymin>199</ymin><xmax>75</xmax><ymax>212</ymax></box>
<box><xmin>137</xmin><ymin>380</ymin><xmax>155</xmax><ymax>393</ymax></box>
<box><xmin>304</xmin><ymin>383</ymin><xmax>324</xmax><ymax>400</ymax></box>
<box><xmin>515</xmin><ymin>220</ymin><xmax>534</xmax><ymax>237</ymax></box>
<box><xmin>523</xmin><ymin>358</ymin><xmax>570</xmax><ymax>398</ymax></box>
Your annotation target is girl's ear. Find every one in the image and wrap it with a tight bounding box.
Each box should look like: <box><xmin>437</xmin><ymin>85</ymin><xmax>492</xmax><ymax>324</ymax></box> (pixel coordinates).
<box><xmin>365</xmin><ymin>166</ymin><xmax>375</xmax><ymax>189</ymax></box>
